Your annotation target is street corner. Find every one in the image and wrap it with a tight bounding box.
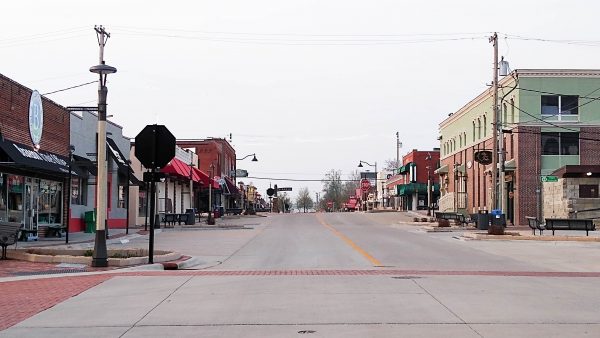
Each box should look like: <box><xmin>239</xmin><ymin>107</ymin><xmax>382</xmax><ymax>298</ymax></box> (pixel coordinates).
<box><xmin>460</xmin><ymin>231</ymin><xmax>600</xmax><ymax>242</ymax></box>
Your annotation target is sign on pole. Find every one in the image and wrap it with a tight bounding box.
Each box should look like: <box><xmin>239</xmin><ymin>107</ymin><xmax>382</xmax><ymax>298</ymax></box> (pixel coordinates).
<box><xmin>541</xmin><ymin>175</ymin><xmax>559</xmax><ymax>183</ymax></box>
<box><xmin>277</xmin><ymin>187</ymin><xmax>293</xmax><ymax>191</ymax></box>
<box><xmin>360</xmin><ymin>179</ymin><xmax>371</xmax><ymax>193</ymax></box>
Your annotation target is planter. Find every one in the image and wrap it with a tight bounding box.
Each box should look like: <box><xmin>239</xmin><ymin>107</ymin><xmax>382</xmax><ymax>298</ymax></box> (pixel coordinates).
<box><xmin>438</xmin><ymin>219</ymin><xmax>450</xmax><ymax>227</ymax></box>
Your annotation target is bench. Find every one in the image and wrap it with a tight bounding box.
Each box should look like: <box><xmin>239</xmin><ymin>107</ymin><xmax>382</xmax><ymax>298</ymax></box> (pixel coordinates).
<box><xmin>526</xmin><ymin>216</ymin><xmax>545</xmax><ymax>235</ymax></box>
<box><xmin>0</xmin><ymin>221</ymin><xmax>21</xmax><ymax>259</ymax></box>
<box><xmin>544</xmin><ymin>218</ymin><xmax>595</xmax><ymax>236</ymax></box>
<box><xmin>46</xmin><ymin>225</ymin><xmax>67</xmax><ymax>238</ymax></box>
<box><xmin>226</xmin><ymin>208</ymin><xmax>243</xmax><ymax>215</ymax></box>
<box><xmin>162</xmin><ymin>213</ymin><xmax>177</xmax><ymax>227</ymax></box>
<box><xmin>434</xmin><ymin>212</ymin><xmax>467</xmax><ymax>226</ymax></box>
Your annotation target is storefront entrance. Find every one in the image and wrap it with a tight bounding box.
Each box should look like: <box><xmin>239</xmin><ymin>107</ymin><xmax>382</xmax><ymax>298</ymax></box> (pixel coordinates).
<box><xmin>24</xmin><ymin>178</ymin><xmax>39</xmax><ymax>232</ymax></box>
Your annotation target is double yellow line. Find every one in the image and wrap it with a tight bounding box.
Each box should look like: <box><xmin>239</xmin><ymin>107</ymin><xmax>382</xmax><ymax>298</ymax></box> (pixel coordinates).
<box><xmin>316</xmin><ymin>214</ymin><xmax>382</xmax><ymax>267</ymax></box>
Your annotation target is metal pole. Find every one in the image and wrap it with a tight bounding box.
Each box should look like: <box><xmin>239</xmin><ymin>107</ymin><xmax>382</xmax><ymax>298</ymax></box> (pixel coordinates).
<box><xmin>207</xmin><ymin>165</ymin><xmax>214</xmax><ymax>224</ymax></box>
<box><xmin>66</xmin><ymin>148</ymin><xmax>72</xmax><ymax>244</ymax></box>
<box><xmin>144</xmin><ymin>180</ymin><xmax>148</xmax><ymax>231</ymax></box>
<box><xmin>126</xmin><ymin>161</ymin><xmax>130</xmax><ymax>235</ymax></box>
<box><xmin>148</xmin><ymin>170</ymin><xmax>156</xmax><ymax>264</ymax></box>
<box><xmin>490</xmin><ymin>32</ymin><xmax>499</xmax><ymax>211</ymax></box>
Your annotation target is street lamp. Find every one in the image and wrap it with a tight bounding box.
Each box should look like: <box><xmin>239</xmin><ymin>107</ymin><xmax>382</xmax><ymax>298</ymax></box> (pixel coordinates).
<box><xmin>90</xmin><ymin>26</ymin><xmax>117</xmax><ymax>268</ymax></box>
<box><xmin>426</xmin><ymin>153</ymin><xmax>432</xmax><ymax>216</ymax></box>
<box><xmin>235</xmin><ymin>153</ymin><xmax>258</xmax><ymax>211</ymax></box>
<box><xmin>358</xmin><ymin>160</ymin><xmax>377</xmax><ymax>210</ymax></box>
<box><xmin>207</xmin><ymin>163</ymin><xmax>215</xmax><ymax>225</ymax></box>
<box><xmin>66</xmin><ymin>144</ymin><xmax>75</xmax><ymax>244</ymax></box>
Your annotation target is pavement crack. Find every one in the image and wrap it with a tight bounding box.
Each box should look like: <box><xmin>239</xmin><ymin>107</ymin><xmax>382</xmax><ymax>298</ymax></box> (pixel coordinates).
<box><xmin>411</xmin><ymin>279</ymin><xmax>483</xmax><ymax>338</ymax></box>
<box><xmin>119</xmin><ymin>275</ymin><xmax>195</xmax><ymax>338</ymax></box>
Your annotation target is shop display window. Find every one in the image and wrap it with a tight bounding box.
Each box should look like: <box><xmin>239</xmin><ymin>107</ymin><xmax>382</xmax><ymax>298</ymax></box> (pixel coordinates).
<box><xmin>7</xmin><ymin>175</ymin><xmax>24</xmax><ymax>223</ymax></box>
<box><xmin>0</xmin><ymin>173</ymin><xmax>7</xmax><ymax>221</ymax></box>
<box><xmin>38</xmin><ymin>180</ymin><xmax>62</xmax><ymax>224</ymax></box>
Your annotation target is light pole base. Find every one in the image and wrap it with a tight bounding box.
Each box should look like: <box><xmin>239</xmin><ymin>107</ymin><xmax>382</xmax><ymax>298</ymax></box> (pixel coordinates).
<box><xmin>91</xmin><ymin>230</ymin><xmax>108</xmax><ymax>267</ymax></box>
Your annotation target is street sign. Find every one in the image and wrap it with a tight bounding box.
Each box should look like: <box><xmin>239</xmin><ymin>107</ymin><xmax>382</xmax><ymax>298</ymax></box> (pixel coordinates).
<box><xmin>541</xmin><ymin>175</ymin><xmax>559</xmax><ymax>182</ymax></box>
<box><xmin>234</xmin><ymin>169</ymin><xmax>248</xmax><ymax>177</ymax></box>
<box><xmin>134</xmin><ymin>124</ymin><xmax>176</xmax><ymax>169</ymax></box>
<box><xmin>277</xmin><ymin>187</ymin><xmax>293</xmax><ymax>191</ymax></box>
<box><xmin>360</xmin><ymin>178</ymin><xmax>371</xmax><ymax>193</ymax></box>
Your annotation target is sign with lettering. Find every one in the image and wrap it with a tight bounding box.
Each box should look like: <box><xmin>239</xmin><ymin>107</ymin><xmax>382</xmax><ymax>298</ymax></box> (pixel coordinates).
<box><xmin>474</xmin><ymin>150</ymin><xmax>493</xmax><ymax>165</ymax></box>
<box><xmin>541</xmin><ymin>175</ymin><xmax>559</xmax><ymax>182</ymax></box>
<box><xmin>29</xmin><ymin>90</ymin><xmax>44</xmax><ymax>148</ymax></box>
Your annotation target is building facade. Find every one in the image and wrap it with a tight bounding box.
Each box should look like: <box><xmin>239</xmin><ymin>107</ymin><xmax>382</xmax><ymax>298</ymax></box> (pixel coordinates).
<box><xmin>437</xmin><ymin>69</ymin><xmax>600</xmax><ymax>225</ymax></box>
<box><xmin>0</xmin><ymin>74</ymin><xmax>72</xmax><ymax>238</ymax></box>
<box><xmin>394</xmin><ymin>149</ymin><xmax>440</xmax><ymax>211</ymax></box>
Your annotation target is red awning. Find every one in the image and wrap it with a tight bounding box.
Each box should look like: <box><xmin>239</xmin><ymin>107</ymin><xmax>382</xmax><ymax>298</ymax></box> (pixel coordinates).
<box><xmin>224</xmin><ymin>176</ymin><xmax>240</xmax><ymax>196</ymax></box>
<box><xmin>193</xmin><ymin>167</ymin><xmax>220</xmax><ymax>189</ymax></box>
<box><xmin>161</xmin><ymin>158</ymin><xmax>193</xmax><ymax>179</ymax></box>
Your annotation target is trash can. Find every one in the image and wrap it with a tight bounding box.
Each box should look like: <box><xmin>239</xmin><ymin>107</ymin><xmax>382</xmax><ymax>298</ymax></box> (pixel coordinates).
<box><xmin>477</xmin><ymin>210</ymin><xmax>489</xmax><ymax>230</ymax></box>
<box><xmin>219</xmin><ymin>206</ymin><xmax>224</xmax><ymax>218</ymax></box>
<box><xmin>185</xmin><ymin>208</ymin><xmax>195</xmax><ymax>225</ymax></box>
<box><xmin>154</xmin><ymin>214</ymin><xmax>161</xmax><ymax>229</ymax></box>
<box><xmin>213</xmin><ymin>209</ymin><xmax>220</xmax><ymax>219</ymax></box>
<box><xmin>84</xmin><ymin>210</ymin><xmax>96</xmax><ymax>233</ymax></box>
<box><xmin>490</xmin><ymin>209</ymin><xmax>506</xmax><ymax>227</ymax></box>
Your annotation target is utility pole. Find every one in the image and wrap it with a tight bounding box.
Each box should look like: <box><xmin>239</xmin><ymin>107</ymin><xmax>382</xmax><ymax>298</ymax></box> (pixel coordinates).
<box><xmin>396</xmin><ymin>132</ymin><xmax>402</xmax><ymax>170</ymax></box>
<box><xmin>490</xmin><ymin>32</ymin><xmax>505</xmax><ymax>235</ymax></box>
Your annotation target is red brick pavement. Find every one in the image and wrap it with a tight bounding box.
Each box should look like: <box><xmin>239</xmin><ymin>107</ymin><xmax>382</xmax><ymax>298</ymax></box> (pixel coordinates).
<box><xmin>0</xmin><ymin>275</ymin><xmax>111</xmax><ymax>331</ymax></box>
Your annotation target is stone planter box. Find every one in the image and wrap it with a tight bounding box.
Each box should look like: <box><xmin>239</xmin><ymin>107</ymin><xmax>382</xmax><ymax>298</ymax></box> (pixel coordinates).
<box><xmin>7</xmin><ymin>248</ymin><xmax>181</xmax><ymax>267</ymax></box>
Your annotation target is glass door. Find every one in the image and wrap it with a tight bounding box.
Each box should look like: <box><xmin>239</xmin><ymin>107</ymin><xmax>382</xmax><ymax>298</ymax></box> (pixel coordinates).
<box><xmin>24</xmin><ymin>178</ymin><xmax>39</xmax><ymax>231</ymax></box>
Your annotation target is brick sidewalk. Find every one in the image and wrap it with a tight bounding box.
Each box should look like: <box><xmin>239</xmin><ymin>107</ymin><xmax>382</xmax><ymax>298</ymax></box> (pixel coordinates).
<box><xmin>0</xmin><ymin>274</ymin><xmax>112</xmax><ymax>330</ymax></box>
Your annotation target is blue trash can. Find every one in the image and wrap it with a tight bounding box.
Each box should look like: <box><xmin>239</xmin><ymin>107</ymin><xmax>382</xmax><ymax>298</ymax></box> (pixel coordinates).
<box><xmin>491</xmin><ymin>209</ymin><xmax>506</xmax><ymax>227</ymax></box>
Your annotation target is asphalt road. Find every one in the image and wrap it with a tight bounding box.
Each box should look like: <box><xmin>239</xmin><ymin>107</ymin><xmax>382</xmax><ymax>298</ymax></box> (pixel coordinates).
<box><xmin>3</xmin><ymin>212</ymin><xmax>600</xmax><ymax>337</ymax></box>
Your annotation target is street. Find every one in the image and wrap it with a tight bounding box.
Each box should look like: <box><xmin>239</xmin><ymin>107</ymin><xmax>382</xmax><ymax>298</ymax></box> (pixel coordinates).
<box><xmin>2</xmin><ymin>212</ymin><xmax>600</xmax><ymax>337</ymax></box>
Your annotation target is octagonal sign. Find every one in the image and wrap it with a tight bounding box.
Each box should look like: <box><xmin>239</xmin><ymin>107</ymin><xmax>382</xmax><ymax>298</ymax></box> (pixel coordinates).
<box><xmin>135</xmin><ymin>124</ymin><xmax>176</xmax><ymax>169</ymax></box>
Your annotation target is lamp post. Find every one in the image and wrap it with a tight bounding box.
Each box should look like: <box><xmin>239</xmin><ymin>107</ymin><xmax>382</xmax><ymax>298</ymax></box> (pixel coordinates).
<box><xmin>207</xmin><ymin>163</ymin><xmax>215</xmax><ymax>225</ymax></box>
<box><xmin>426</xmin><ymin>153</ymin><xmax>432</xmax><ymax>216</ymax></box>
<box><xmin>90</xmin><ymin>26</ymin><xmax>117</xmax><ymax>268</ymax></box>
<box><xmin>66</xmin><ymin>145</ymin><xmax>75</xmax><ymax>244</ymax></box>
<box><xmin>358</xmin><ymin>160</ymin><xmax>377</xmax><ymax>210</ymax></box>
<box><xmin>126</xmin><ymin>160</ymin><xmax>131</xmax><ymax>235</ymax></box>
<box><xmin>235</xmin><ymin>153</ymin><xmax>257</xmax><ymax>211</ymax></box>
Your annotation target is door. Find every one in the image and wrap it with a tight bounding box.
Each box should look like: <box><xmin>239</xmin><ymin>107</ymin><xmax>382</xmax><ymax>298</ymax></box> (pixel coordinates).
<box><xmin>506</xmin><ymin>181</ymin><xmax>514</xmax><ymax>225</ymax></box>
<box><xmin>24</xmin><ymin>178</ymin><xmax>39</xmax><ymax>231</ymax></box>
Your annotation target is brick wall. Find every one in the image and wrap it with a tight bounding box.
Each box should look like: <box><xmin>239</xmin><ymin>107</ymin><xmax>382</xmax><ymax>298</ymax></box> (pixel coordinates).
<box><xmin>515</xmin><ymin>126</ymin><xmax>541</xmax><ymax>226</ymax></box>
<box><xmin>580</xmin><ymin>127</ymin><xmax>600</xmax><ymax>165</ymax></box>
<box><xmin>0</xmin><ymin>74</ymin><xmax>69</xmax><ymax>156</ymax></box>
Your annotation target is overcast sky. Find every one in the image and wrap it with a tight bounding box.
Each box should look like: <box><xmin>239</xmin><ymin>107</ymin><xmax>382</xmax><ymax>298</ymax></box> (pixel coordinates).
<box><xmin>2</xmin><ymin>1</ymin><xmax>599</xmax><ymax>201</ymax></box>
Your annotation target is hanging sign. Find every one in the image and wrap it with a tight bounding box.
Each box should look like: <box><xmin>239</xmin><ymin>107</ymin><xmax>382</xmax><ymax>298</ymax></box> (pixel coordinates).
<box><xmin>474</xmin><ymin>150</ymin><xmax>493</xmax><ymax>165</ymax></box>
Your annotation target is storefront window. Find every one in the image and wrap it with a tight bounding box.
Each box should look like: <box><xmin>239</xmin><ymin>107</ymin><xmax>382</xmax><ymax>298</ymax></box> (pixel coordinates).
<box><xmin>0</xmin><ymin>174</ymin><xmax>7</xmax><ymax>221</ymax></box>
<box><xmin>7</xmin><ymin>175</ymin><xmax>24</xmax><ymax>223</ymax></box>
<box><xmin>139</xmin><ymin>189</ymin><xmax>147</xmax><ymax>217</ymax></box>
<box><xmin>71</xmin><ymin>178</ymin><xmax>87</xmax><ymax>205</ymax></box>
<box><xmin>118</xmin><ymin>185</ymin><xmax>126</xmax><ymax>208</ymax></box>
<box><xmin>38</xmin><ymin>180</ymin><xmax>62</xmax><ymax>224</ymax></box>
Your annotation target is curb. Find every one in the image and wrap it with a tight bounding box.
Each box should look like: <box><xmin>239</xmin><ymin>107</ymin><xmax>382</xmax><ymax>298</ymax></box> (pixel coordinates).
<box><xmin>161</xmin><ymin>256</ymin><xmax>205</xmax><ymax>270</ymax></box>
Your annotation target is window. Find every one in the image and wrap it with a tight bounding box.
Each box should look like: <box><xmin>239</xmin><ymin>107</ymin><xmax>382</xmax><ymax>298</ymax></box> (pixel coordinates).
<box><xmin>118</xmin><ymin>185</ymin><xmax>126</xmax><ymax>209</ymax></box>
<box><xmin>541</xmin><ymin>95</ymin><xmax>579</xmax><ymax>116</ymax></box>
<box><xmin>138</xmin><ymin>189</ymin><xmax>147</xmax><ymax>217</ymax></box>
<box><xmin>579</xmin><ymin>185</ymin><xmax>598</xmax><ymax>198</ymax></box>
<box><xmin>472</xmin><ymin>121</ymin><xmax>476</xmax><ymax>142</ymax></box>
<box><xmin>503</xmin><ymin>103</ymin><xmax>507</xmax><ymax>125</ymax></box>
<box><xmin>483</xmin><ymin>115</ymin><xmax>487</xmax><ymax>137</ymax></box>
<box><xmin>510</xmin><ymin>98</ymin><xmax>515</xmax><ymax>123</ymax></box>
<box><xmin>541</xmin><ymin>132</ymin><xmax>579</xmax><ymax>155</ymax></box>
<box><xmin>71</xmin><ymin>178</ymin><xmax>87</xmax><ymax>205</ymax></box>
<box><xmin>477</xmin><ymin>119</ymin><xmax>481</xmax><ymax>139</ymax></box>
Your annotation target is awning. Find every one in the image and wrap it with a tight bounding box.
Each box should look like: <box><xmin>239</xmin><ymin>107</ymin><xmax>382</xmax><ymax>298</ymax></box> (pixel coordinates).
<box><xmin>398</xmin><ymin>162</ymin><xmax>412</xmax><ymax>174</ymax></box>
<box><xmin>73</xmin><ymin>154</ymin><xmax>97</xmax><ymax>176</ymax></box>
<box><xmin>161</xmin><ymin>157</ymin><xmax>192</xmax><ymax>179</ymax></box>
<box><xmin>504</xmin><ymin>158</ymin><xmax>516</xmax><ymax>171</ymax></box>
<box><xmin>434</xmin><ymin>164</ymin><xmax>449</xmax><ymax>174</ymax></box>
<box><xmin>397</xmin><ymin>183</ymin><xmax>440</xmax><ymax>196</ymax></box>
<box><xmin>106</xmin><ymin>138</ymin><xmax>140</xmax><ymax>185</ymax></box>
<box><xmin>0</xmin><ymin>139</ymin><xmax>82</xmax><ymax>177</ymax></box>
<box><xmin>192</xmin><ymin>167</ymin><xmax>220</xmax><ymax>189</ymax></box>
<box><xmin>223</xmin><ymin>176</ymin><xmax>240</xmax><ymax>196</ymax></box>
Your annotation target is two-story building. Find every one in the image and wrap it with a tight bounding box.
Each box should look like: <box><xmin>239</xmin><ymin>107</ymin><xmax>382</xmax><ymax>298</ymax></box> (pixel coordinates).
<box><xmin>437</xmin><ymin>69</ymin><xmax>600</xmax><ymax>225</ymax></box>
<box><xmin>394</xmin><ymin>149</ymin><xmax>440</xmax><ymax>211</ymax></box>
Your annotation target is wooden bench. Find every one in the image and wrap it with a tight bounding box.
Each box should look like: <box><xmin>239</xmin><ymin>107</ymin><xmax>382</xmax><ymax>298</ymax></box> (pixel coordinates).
<box><xmin>0</xmin><ymin>221</ymin><xmax>21</xmax><ymax>259</ymax></box>
<box><xmin>544</xmin><ymin>218</ymin><xmax>595</xmax><ymax>236</ymax></box>
<box><xmin>526</xmin><ymin>216</ymin><xmax>545</xmax><ymax>235</ymax></box>
<box><xmin>162</xmin><ymin>213</ymin><xmax>177</xmax><ymax>227</ymax></box>
<box><xmin>46</xmin><ymin>225</ymin><xmax>67</xmax><ymax>238</ymax></box>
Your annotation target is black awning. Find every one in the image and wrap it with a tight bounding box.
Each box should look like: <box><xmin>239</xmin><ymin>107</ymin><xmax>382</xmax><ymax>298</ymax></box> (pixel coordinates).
<box><xmin>0</xmin><ymin>139</ymin><xmax>79</xmax><ymax>177</ymax></box>
<box><xmin>73</xmin><ymin>154</ymin><xmax>97</xmax><ymax>176</ymax></box>
<box><xmin>106</xmin><ymin>138</ymin><xmax>141</xmax><ymax>185</ymax></box>
<box><xmin>224</xmin><ymin>176</ymin><xmax>240</xmax><ymax>196</ymax></box>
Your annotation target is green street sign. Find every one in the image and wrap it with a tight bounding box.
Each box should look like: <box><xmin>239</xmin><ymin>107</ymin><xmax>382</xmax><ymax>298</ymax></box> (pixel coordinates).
<box><xmin>541</xmin><ymin>176</ymin><xmax>559</xmax><ymax>182</ymax></box>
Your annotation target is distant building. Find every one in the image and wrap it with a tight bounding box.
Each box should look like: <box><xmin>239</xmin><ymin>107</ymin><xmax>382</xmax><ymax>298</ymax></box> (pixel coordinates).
<box><xmin>389</xmin><ymin>149</ymin><xmax>440</xmax><ymax>211</ymax></box>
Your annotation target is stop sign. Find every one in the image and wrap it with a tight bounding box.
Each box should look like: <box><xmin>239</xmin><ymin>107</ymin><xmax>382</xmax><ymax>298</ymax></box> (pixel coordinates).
<box><xmin>134</xmin><ymin>124</ymin><xmax>176</xmax><ymax>169</ymax></box>
<box><xmin>360</xmin><ymin>179</ymin><xmax>371</xmax><ymax>192</ymax></box>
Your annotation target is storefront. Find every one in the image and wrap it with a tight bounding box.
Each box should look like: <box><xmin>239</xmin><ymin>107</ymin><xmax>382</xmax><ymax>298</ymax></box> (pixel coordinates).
<box><xmin>0</xmin><ymin>74</ymin><xmax>74</xmax><ymax>238</ymax></box>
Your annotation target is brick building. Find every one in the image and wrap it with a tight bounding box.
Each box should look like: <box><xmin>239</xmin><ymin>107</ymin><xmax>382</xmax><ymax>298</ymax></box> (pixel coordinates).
<box><xmin>389</xmin><ymin>149</ymin><xmax>440</xmax><ymax>211</ymax></box>
<box><xmin>176</xmin><ymin>138</ymin><xmax>240</xmax><ymax>211</ymax></box>
<box><xmin>437</xmin><ymin>69</ymin><xmax>600</xmax><ymax>226</ymax></box>
<box><xmin>0</xmin><ymin>73</ymin><xmax>72</xmax><ymax>238</ymax></box>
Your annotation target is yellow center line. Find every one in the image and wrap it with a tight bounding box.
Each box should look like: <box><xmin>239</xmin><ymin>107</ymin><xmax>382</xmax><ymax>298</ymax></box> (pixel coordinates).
<box><xmin>315</xmin><ymin>213</ymin><xmax>383</xmax><ymax>267</ymax></box>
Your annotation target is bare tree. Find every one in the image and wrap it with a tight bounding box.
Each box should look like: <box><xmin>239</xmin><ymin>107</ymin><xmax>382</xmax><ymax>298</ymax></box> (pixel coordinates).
<box><xmin>295</xmin><ymin>187</ymin><xmax>314</xmax><ymax>212</ymax></box>
<box><xmin>277</xmin><ymin>192</ymin><xmax>292</xmax><ymax>213</ymax></box>
<box><xmin>385</xmin><ymin>159</ymin><xmax>400</xmax><ymax>171</ymax></box>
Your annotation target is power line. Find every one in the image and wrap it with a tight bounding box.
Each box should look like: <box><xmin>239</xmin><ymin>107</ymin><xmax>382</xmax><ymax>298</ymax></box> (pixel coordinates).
<box><xmin>42</xmin><ymin>81</ymin><xmax>98</xmax><ymax>95</ymax></box>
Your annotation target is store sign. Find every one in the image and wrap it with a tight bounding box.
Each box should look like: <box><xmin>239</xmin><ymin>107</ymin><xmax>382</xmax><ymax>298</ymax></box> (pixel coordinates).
<box><xmin>29</xmin><ymin>90</ymin><xmax>44</xmax><ymax>147</ymax></box>
<box><xmin>12</xmin><ymin>143</ymin><xmax>67</xmax><ymax>167</ymax></box>
<box><xmin>474</xmin><ymin>150</ymin><xmax>493</xmax><ymax>165</ymax></box>
<box><xmin>175</xmin><ymin>146</ymin><xmax>193</xmax><ymax>164</ymax></box>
